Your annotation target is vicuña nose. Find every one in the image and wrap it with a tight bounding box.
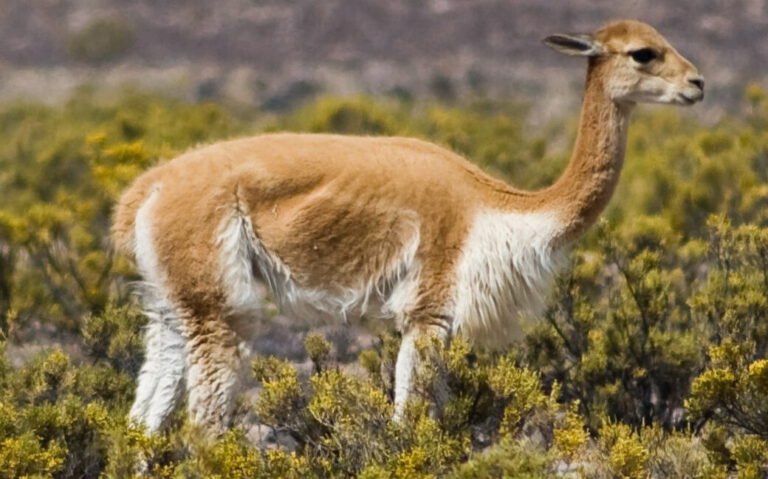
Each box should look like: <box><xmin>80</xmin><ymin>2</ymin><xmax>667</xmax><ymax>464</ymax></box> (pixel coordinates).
<box><xmin>688</xmin><ymin>76</ymin><xmax>705</xmax><ymax>91</ymax></box>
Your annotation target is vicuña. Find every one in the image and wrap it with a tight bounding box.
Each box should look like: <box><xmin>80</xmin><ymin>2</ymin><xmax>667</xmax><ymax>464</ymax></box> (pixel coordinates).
<box><xmin>112</xmin><ymin>20</ymin><xmax>704</xmax><ymax>434</ymax></box>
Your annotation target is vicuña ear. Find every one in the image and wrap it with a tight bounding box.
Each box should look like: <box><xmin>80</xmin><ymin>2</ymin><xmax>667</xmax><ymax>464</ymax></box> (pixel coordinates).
<box><xmin>543</xmin><ymin>33</ymin><xmax>603</xmax><ymax>57</ymax></box>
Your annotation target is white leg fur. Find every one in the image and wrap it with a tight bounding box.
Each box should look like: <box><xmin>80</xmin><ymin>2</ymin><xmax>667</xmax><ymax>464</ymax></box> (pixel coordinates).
<box><xmin>129</xmin><ymin>302</ymin><xmax>186</xmax><ymax>432</ymax></box>
<box><xmin>393</xmin><ymin>332</ymin><xmax>419</xmax><ymax>420</ymax></box>
<box><xmin>130</xmin><ymin>188</ymin><xmax>186</xmax><ymax>432</ymax></box>
<box><xmin>393</xmin><ymin>325</ymin><xmax>450</xmax><ymax>420</ymax></box>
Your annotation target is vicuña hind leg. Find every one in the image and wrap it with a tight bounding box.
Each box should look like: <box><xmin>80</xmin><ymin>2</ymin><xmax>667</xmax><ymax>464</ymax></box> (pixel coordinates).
<box><xmin>184</xmin><ymin>315</ymin><xmax>243</xmax><ymax>435</ymax></box>
<box><xmin>129</xmin><ymin>290</ymin><xmax>186</xmax><ymax>433</ymax></box>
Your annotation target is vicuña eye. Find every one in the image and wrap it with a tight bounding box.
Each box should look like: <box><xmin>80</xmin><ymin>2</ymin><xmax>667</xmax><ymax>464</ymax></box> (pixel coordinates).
<box><xmin>629</xmin><ymin>48</ymin><xmax>658</xmax><ymax>64</ymax></box>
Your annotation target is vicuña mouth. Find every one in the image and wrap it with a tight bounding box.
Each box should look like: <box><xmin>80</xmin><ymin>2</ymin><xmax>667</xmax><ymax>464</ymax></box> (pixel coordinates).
<box><xmin>679</xmin><ymin>92</ymin><xmax>703</xmax><ymax>105</ymax></box>
<box><xmin>679</xmin><ymin>94</ymin><xmax>697</xmax><ymax>105</ymax></box>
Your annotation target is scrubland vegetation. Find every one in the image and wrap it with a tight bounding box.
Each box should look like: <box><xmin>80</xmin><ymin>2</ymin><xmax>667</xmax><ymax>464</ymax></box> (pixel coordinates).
<box><xmin>1</xmin><ymin>86</ymin><xmax>768</xmax><ymax>477</ymax></box>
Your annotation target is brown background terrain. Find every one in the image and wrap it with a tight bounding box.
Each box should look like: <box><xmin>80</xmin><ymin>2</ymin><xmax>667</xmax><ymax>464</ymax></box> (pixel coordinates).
<box><xmin>1</xmin><ymin>0</ymin><xmax>766</xmax><ymax>119</ymax></box>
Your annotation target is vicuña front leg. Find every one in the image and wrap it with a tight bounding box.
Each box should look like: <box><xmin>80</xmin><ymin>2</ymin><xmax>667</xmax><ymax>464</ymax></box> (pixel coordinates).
<box><xmin>393</xmin><ymin>321</ymin><xmax>451</xmax><ymax>420</ymax></box>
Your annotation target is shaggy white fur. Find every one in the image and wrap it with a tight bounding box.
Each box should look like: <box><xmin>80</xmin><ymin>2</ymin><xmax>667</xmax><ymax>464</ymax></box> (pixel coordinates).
<box><xmin>129</xmin><ymin>188</ymin><xmax>187</xmax><ymax>433</ymax></box>
<box><xmin>451</xmin><ymin>209</ymin><xmax>566</xmax><ymax>348</ymax></box>
<box><xmin>217</xmin><ymin>214</ymin><xmax>268</xmax><ymax>319</ymax></box>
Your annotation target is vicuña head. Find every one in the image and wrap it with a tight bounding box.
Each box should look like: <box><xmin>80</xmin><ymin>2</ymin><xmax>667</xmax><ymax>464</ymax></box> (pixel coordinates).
<box><xmin>544</xmin><ymin>20</ymin><xmax>704</xmax><ymax>106</ymax></box>
<box><xmin>111</xmin><ymin>19</ymin><xmax>702</xmax><ymax>435</ymax></box>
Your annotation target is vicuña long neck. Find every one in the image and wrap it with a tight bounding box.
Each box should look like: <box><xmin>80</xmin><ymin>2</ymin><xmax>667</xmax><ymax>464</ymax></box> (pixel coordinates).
<box><xmin>546</xmin><ymin>62</ymin><xmax>632</xmax><ymax>243</ymax></box>
<box><xmin>497</xmin><ymin>61</ymin><xmax>632</xmax><ymax>245</ymax></box>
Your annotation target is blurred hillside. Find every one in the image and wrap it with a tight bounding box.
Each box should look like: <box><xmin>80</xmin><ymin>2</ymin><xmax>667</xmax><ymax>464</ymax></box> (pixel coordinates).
<box><xmin>2</xmin><ymin>0</ymin><xmax>766</xmax><ymax>119</ymax></box>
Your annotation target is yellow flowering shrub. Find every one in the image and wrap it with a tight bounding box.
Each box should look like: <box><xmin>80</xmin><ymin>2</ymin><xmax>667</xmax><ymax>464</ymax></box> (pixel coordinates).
<box><xmin>1</xmin><ymin>87</ymin><xmax>768</xmax><ymax>476</ymax></box>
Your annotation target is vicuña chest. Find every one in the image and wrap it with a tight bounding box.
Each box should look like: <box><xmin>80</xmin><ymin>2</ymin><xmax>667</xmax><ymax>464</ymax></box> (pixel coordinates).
<box><xmin>451</xmin><ymin>210</ymin><xmax>566</xmax><ymax>347</ymax></box>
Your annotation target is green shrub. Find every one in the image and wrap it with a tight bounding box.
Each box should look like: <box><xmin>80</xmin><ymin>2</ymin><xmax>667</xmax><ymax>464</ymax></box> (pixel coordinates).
<box><xmin>0</xmin><ymin>91</ymin><xmax>246</xmax><ymax>337</ymax></box>
<box><xmin>1</xmin><ymin>86</ymin><xmax>768</xmax><ymax>476</ymax></box>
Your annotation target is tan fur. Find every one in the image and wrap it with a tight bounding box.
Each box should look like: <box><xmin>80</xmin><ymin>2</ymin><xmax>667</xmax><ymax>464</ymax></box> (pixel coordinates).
<box><xmin>113</xmin><ymin>20</ymin><xmax>703</xmax><ymax>433</ymax></box>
